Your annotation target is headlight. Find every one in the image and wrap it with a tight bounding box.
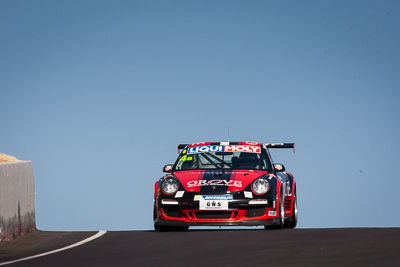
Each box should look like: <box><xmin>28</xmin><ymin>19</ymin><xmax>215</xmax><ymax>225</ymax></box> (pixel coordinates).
<box><xmin>161</xmin><ymin>178</ymin><xmax>179</xmax><ymax>195</ymax></box>
<box><xmin>252</xmin><ymin>178</ymin><xmax>270</xmax><ymax>195</ymax></box>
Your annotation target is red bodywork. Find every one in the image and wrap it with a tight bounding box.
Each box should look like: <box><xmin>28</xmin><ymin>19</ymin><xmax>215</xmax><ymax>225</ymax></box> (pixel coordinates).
<box><xmin>155</xmin><ymin>141</ymin><xmax>297</xmax><ymax>228</ymax></box>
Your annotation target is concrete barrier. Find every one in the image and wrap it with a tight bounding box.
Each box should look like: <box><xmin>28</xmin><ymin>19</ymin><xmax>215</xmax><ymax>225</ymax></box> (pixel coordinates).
<box><xmin>0</xmin><ymin>161</ymin><xmax>36</xmax><ymax>241</ymax></box>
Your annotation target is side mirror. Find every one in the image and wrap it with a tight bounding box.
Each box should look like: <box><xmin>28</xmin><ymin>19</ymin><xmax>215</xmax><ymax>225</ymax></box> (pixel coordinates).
<box><xmin>273</xmin><ymin>163</ymin><xmax>286</xmax><ymax>172</ymax></box>
<box><xmin>163</xmin><ymin>164</ymin><xmax>173</xmax><ymax>173</ymax></box>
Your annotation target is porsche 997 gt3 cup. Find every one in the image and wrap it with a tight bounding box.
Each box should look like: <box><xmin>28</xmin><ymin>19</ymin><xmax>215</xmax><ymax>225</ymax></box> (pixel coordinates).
<box><xmin>154</xmin><ymin>141</ymin><xmax>297</xmax><ymax>231</ymax></box>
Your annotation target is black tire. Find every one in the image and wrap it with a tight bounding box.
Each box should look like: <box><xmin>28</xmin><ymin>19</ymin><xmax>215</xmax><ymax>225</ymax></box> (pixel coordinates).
<box><xmin>154</xmin><ymin>225</ymin><xmax>173</xmax><ymax>232</ymax></box>
<box><xmin>174</xmin><ymin>226</ymin><xmax>189</xmax><ymax>231</ymax></box>
<box><xmin>265</xmin><ymin>188</ymin><xmax>284</xmax><ymax>230</ymax></box>
<box><xmin>284</xmin><ymin>187</ymin><xmax>298</xmax><ymax>228</ymax></box>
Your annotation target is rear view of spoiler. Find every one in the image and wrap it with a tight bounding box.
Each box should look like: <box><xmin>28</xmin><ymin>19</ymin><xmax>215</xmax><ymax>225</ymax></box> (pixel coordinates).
<box><xmin>177</xmin><ymin>144</ymin><xmax>188</xmax><ymax>149</ymax></box>
<box><xmin>265</xmin><ymin>143</ymin><xmax>295</xmax><ymax>153</ymax></box>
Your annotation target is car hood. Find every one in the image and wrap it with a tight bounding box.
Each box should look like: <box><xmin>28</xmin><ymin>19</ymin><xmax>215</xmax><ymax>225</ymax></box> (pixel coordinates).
<box><xmin>173</xmin><ymin>169</ymin><xmax>269</xmax><ymax>193</ymax></box>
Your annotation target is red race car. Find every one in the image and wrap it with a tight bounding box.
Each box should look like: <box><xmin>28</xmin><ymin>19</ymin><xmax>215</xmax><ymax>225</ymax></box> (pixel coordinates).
<box><xmin>154</xmin><ymin>141</ymin><xmax>297</xmax><ymax>231</ymax></box>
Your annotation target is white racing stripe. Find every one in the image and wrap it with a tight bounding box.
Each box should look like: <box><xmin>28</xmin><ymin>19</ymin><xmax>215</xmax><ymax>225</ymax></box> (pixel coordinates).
<box><xmin>0</xmin><ymin>230</ymin><xmax>107</xmax><ymax>266</ymax></box>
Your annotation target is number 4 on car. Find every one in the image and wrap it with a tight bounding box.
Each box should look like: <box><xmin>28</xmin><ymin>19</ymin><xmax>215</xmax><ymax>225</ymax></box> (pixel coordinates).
<box><xmin>153</xmin><ymin>141</ymin><xmax>298</xmax><ymax>231</ymax></box>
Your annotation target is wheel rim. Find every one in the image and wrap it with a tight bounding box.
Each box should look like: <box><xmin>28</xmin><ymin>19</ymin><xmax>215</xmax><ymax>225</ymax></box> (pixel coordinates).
<box><xmin>293</xmin><ymin>197</ymin><xmax>298</xmax><ymax>221</ymax></box>
<box><xmin>280</xmin><ymin>200</ymin><xmax>284</xmax><ymax>225</ymax></box>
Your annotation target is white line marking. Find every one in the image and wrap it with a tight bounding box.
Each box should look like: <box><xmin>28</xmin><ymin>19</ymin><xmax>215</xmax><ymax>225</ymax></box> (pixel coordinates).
<box><xmin>0</xmin><ymin>230</ymin><xmax>107</xmax><ymax>266</ymax></box>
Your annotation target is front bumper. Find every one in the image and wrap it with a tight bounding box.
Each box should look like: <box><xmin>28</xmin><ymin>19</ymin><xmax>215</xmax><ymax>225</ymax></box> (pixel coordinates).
<box><xmin>154</xmin><ymin>200</ymin><xmax>279</xmax><ymax>227</ymax></box>
<box><xmin>154</xmin><ymin>217</ymin><xmax>280</xmax><ymax>227</ymax></box>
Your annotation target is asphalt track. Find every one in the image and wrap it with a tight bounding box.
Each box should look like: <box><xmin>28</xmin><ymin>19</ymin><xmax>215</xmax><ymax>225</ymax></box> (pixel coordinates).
<box><xmin>0</xmin><ymin>228</ymin><xmax>399</xmax><ymax>266</ymax></box>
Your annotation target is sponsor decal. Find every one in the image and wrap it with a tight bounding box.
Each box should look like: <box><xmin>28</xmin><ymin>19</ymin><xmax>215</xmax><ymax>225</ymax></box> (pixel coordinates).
<box><xmin>202</xmin><ymin>195</ymin><xmax>233</xmax><ymax>200</ymax></box>
<box><xmin>187</xmin><ymin>180</ymin><xmax>242</xmax><ymax>187</ymax></box>
<box><xmin>199</xmin><ymin>195</ymin><xmax>231</xmax><ymax>210</ymax></box>
<box><xmin>188</xmin><ymin>145</ymin><xmax>260</xmax><ymax>154</ymax></box>
<box><xmin>245</xmin><ymin>141</ymin><xmax>259</xmax><ymax>145</ymax></box>
<box><xmin>224</xmin><ymin>145</ymin><xmax>260</xmax><ymax>153</ymax></box>
<box><xmin>268</xmin><ymin>211</ymin><xmax>276</xmax><ymax>216</ymax></box>
<box><xmin>188</xmin><ymin>145</ymin><xmax>223</xmax><ymax>154</ymax></box>
<box><xmin>192</xmin><ymin>142</ymin><xmax>206</xmax><ymax>146</ymax></box>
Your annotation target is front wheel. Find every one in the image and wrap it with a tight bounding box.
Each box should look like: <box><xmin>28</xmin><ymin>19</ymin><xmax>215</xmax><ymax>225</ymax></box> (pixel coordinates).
<box><xmin>174</xmin><ymin>226</ymin><xmax>189</xmax><ymax>231</ymax></box>
<box><xmin>284</xmin><ymin>187</ymin><xmax>298</xmax><ymax>228</ymax></box>
<box><xmin>265</xmin><ymin>191</ymin><xmax>284</xmax><ymax>230</ymax></box>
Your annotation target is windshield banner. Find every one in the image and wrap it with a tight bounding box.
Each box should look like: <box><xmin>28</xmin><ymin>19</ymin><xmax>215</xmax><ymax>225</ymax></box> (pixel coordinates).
<box><xmin>188</xmin><ymin>145</ymin><xmax>260</xmax><ymax>154</ymax></box>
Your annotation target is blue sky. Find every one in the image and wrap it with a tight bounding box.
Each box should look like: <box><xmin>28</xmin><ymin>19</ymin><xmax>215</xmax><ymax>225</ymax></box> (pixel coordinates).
<box><xmin>1</xmin><ymin>0</ymin><xmax>399</xmax><ymax>230</ymax></box>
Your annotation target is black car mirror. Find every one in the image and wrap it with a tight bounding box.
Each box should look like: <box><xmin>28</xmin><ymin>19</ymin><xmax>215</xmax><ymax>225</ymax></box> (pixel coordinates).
<box><xmin>163</xmin><ymin>164</ymin><xmax>173</xmax><ymax>173</ymax></box>
<box><xmin>273</xmin><ymin>163</ymin><xmax>286</xmax><ymax>172</ymax></box>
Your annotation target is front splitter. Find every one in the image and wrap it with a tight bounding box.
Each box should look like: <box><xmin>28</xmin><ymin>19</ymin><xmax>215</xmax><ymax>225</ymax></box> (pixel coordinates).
<box><xmin>154</xmin><ymin>217</ymin><xmax>279</xmax><ymax>227</ymax></box>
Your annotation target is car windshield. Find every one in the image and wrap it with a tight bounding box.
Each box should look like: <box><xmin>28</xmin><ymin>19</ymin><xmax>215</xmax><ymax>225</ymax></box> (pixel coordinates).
<box><xmin>173</xmin><ymin>145</ymin><xmax>272</xmax><ymax>171</ymax></box>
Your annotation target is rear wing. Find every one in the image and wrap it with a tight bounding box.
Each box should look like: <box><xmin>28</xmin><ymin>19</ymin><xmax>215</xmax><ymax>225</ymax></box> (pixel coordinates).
<box><xmin>177</xmin><ymin>144</ymin><xmax>188</xmax><ymax>149</ymax></box>
<box><xmin>265</xmin><ymin>143</ymin><xmax>295</xmax><ymax>153</ymax></box>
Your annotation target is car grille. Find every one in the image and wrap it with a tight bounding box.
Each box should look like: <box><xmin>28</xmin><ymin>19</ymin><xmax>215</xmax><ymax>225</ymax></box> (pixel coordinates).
<box><xmin>192</xmin><ymin>211</ymin><xmax>236</xmax><ymax>219</ymax></box>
